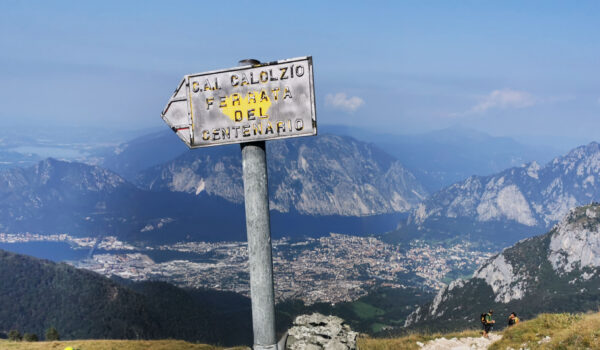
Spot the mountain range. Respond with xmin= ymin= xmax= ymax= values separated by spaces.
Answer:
xmin=385 ymin=142 xmax=600 ymax=246
xmin=0 ymin=133 xmax=428 ymax=243
xmin=319 ymin=125 xmax=558 ymax=192
xmin=102 ymin=125 xmax=558 ymax=193
xmin=402 ymin=203 xmax=600 ymax=333
xmin=2 ymin=132 xmax=599 ymax=248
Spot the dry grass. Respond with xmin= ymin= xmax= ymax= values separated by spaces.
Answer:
xmin=546 ymin=312 xmax=600 ymax=349
xmin=357 ymin=329 xmax=483 ymax=350
xmin=0 ymin=339 xmax=248 ymax=350
xmin=489 ymin=312 xmax=600 ymax=350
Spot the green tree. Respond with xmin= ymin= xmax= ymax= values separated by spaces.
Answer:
xmin=23 ymin=333 xmax=38 ymax=342
xmin=7 ymin=330 xmax=21 ymax=341
xmin=45 ymin=326 xmax=60 ymax=341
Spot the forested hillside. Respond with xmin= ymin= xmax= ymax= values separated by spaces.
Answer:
xmin=0 ymin=249 xmax=252 ymax=346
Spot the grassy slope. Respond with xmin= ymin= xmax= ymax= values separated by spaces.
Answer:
xmin=0 ymin=339 xmax=247 ymax=350
xmin=360 ymin=311 xmax=600 ymax=350
xmin=490 ymin=312 xmax=600 ymax=350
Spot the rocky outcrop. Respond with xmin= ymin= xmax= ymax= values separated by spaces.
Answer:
xmin=548 ymin=204 xmax=600 ymax=274
xmin=472 ymin=254 xmax=526 ymax=303
xmin=284 ymin=313 xmax=358 ymax=350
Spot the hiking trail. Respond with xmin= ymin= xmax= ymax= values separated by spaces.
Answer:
xmin=417 ymin=333 xmax=502 ymax=350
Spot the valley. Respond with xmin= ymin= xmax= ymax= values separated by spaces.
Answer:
xmin=0 ymin=232 xmax=492 ymax=305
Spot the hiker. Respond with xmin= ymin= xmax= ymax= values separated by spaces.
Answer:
xmin=481 ymin=309 xmax=495 ymax=338
xmin=508 ymin=312 xmax=519 ymax=327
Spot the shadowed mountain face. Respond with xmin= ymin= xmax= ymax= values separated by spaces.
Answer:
xmin=135 ymin=134 xmax=428 ymax=217
xmin=0 ymin=249 xmax=253 ymax=345
xmin=0 ymin=158 xmax=135 ymax=233
xmin=385 ymin=142 xmax=600 ymax=246
xmin=0 ymin=158 xmax=248 ymax=242
xmin=401 ymin=204 xmax=600 ymax=333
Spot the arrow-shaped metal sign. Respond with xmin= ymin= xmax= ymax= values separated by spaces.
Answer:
xmin=162 ymin=56 xmax=316 ymax=148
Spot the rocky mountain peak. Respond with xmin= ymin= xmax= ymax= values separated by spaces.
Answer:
xmin=552 ymin=141 xmax=600 ymax=173
xmin=548 ymin=203 xmax=600 ymax=275
xmin=137 ymin=134 xmax=428 ymax=216
xmin=401 ymin=141 xmax=600 ymax=245
xmin=526 ymin=161 xmax=540 ymax=179
xmin=29 ymin=158 xmax=128 ymax=192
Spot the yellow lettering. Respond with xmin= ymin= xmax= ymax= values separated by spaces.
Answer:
xmin=232 ymin=93 xmax=241 ymax=106
xmin=260 ymin=90 xmax=269 ymax=103
xmin=259 ymin=107 xmax=268 ymax=118
xmin=271 ymin=88 xmax=280 ymax=101
xmin=220 ymin=92 xmax=271 ymax=122
xmin=241 ymin=73 xmax=249 ymax=86
xmin=204 ymin=79 xmax=212 ymax=91
xmin=234 ymin=110 xmax=243 ymax=122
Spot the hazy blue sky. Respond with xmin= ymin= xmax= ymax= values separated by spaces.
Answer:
xmin=1 ymin=1 xmax=598 ymax=148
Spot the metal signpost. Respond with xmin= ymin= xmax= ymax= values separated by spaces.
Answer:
xmin=161 ymin=57 xmax=316 ymax=350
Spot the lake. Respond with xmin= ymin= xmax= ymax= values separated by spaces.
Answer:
xmin=0 ymin=241 xmax=90 ymax=262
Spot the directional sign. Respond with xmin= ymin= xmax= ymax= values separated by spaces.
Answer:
xmin=161 ymin=57 xmax=316 ymax=148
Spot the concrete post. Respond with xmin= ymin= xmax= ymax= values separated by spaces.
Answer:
xmin=239 ymin=59 xmax=278 ymax=350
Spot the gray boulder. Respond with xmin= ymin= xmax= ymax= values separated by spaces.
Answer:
xmin=284 ymin=313 xmax=358 ymax=350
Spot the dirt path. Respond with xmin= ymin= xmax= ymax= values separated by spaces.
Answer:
xmin=417 ymin=333 xmax=502 ymax=350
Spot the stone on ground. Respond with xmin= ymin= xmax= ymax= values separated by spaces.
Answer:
xmin=285 ymin=313 xmax=358 ymax=350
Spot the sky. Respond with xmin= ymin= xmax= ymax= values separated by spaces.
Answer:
xmin=1 ymin=0 xmax=599 ymax=149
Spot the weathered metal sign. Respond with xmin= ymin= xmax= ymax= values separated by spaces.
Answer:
xmin=161 ymin=56 xmax=316 ymax=148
